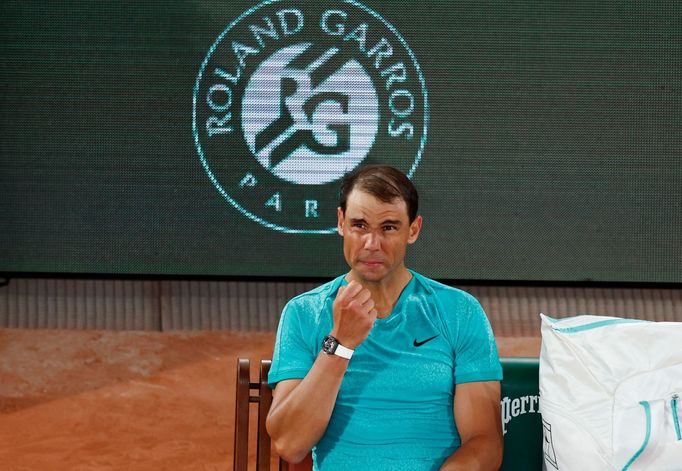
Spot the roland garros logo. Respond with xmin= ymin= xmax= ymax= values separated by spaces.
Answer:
xmin=193 ymin=0 xmax=428 ymax=233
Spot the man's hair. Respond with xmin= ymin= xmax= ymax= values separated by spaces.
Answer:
xmin=339 ymin=165 xmax=419 ymax=222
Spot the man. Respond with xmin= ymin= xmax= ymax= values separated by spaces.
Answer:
xmin=266 ymin=165 xmax=503 ymax=470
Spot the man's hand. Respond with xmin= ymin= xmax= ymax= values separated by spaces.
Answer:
xmin=330 ymin=280 xmax=378 ymax=349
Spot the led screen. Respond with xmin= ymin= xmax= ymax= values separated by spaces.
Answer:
xmin=1 ymin=0 xmax=680 ymax=282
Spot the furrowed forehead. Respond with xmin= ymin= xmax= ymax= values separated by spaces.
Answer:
xmin=344 ymin=190 xmax=409 ymax=222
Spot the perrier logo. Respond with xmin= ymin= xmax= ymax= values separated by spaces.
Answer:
xmin=193 ymin=0 xmax=428 ymax=233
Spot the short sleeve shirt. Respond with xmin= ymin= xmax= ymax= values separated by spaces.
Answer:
xmin=269 ymin=270 xmax=502 ymax=471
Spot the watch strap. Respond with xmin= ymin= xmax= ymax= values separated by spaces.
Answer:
xmin=322 ymin=335 xmax=354 ymax=360
xmin=333 ymin=342 xmax=354 ymax=360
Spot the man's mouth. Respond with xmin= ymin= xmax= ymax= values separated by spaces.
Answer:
xmin=359 ymin=260 xmax=383 ymax=266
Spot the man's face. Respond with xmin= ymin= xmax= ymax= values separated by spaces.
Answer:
xmin=337 ymin=189 xmax=422 ymax=284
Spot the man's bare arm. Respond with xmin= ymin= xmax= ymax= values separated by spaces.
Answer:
xmin=265 ymin=353 xmax=348 ymax=463
xmin=265 ymin=281 xmax=377 ymax=463
xmin=440 ymin=380 xmax=503 ymax=471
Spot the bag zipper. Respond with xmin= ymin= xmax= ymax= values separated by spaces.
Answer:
xmin=673 ymin=394 xmax=681 ymax=441
xmin=550 ymin=317 xmax=648 ymax=333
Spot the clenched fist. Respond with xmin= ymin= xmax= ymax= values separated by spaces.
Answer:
xmin=330 ymin=280 xmax=378 ymax=349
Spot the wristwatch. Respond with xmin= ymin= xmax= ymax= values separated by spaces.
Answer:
xmin=321 ymin=335 xmax=354 ymax=360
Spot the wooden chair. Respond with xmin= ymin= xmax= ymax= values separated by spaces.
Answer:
xmin=233 ymin=358 xmax=313 ymax=471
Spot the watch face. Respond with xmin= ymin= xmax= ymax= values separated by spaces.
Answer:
xmin=322 ymin=335 xmax=338 ymax=354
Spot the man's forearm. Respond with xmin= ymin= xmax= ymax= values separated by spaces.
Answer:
xmin=439 ymin=434 xmax=503 ymax=471
xmin=266 ymin=352 xmax=349 ymax=463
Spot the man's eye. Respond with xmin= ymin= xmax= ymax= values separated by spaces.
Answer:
xmin=383 ymin=225 xmax=397 ymax=231
xmin=353 ymin=223 xmax=365 ymax=229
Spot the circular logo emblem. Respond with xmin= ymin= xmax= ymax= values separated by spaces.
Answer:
xmin=193 ymin=0 xmax=428 ymax=233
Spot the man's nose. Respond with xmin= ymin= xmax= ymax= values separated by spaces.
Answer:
xmin=363 ymin=231 xmax=381 ymax=250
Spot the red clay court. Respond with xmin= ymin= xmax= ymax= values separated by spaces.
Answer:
xmin=0 ymin=329 xmax=539 ymax=470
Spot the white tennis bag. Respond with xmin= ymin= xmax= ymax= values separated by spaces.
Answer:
xmin=539 ymin=314 xmax=682 ymax=471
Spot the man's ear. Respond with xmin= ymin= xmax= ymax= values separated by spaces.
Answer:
xmin=337 ymin=207 xmax=345 ymax=236
xmin=407 ymin=215 xmax=422 ymax=244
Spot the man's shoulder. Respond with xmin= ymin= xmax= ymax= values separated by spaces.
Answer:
xmin=411 ymin=270 xmax=479 ymax=306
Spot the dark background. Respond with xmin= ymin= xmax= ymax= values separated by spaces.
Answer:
xmin=1 ymin=0 xmax=680 ymax=282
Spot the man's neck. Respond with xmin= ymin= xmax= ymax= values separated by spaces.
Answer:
xmin=346 ymin=267 xmax=413 ymax=318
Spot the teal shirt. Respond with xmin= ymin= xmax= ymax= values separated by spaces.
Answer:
xmin=269 ymin=270 xmax=502 ymax=471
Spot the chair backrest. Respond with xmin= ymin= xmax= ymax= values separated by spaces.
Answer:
xmin=233 ymin=358 xmax=313 ymax=471
xmin=234 ymin=358 xmax=272 ymax=471
xmin=235 ymin=357 xmax=541 ymax=471
xmin=500 ymin=357 xmax=542 ymax=470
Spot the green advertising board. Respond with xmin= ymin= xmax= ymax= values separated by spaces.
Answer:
xmin=500 ymin=357 xmax=543 ymax=470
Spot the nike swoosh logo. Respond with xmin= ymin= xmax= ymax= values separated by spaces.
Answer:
xmin=413 ymin=334 xmax=440 ymax=347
